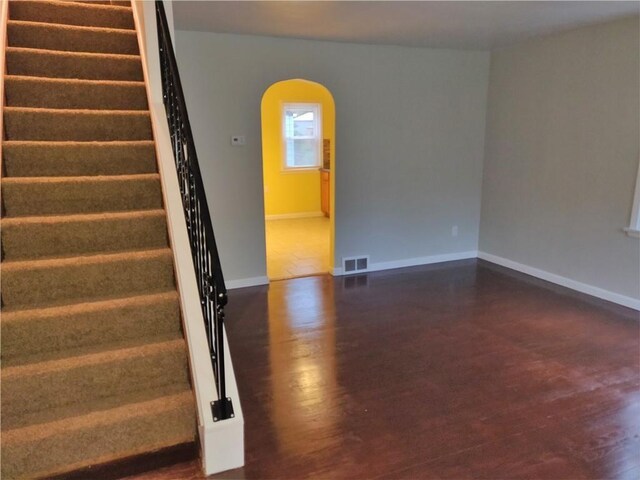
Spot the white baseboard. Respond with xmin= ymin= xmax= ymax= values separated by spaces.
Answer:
xmin=332 ymin=250 xmax=478 ymax=276
xmin=265 ymin=212 xmax=324 ymax=220
xmin=226 ymin=276 xmax=269 ymax=290
xmin=478 ymin=252 xmax=640 ymax=311
xmin=329 ymin=249 xmax=639 ymax=311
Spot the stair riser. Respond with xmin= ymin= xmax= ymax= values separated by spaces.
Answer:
xmin=2 ymin=346 xmax=189 ymax=429
xmin=2 ymin=176 xmax=162 ymax=217
xmin=4 ymin=109 xmax=152 ymax=141
xmin=6 ymin=48 xmax=144 ymax=81
xmin=3 ymin=142 xmax=157 ymax=177
xmin=1 ymin=294 xmax=181 ymax=367
xmin=2 ymin=213 xmax=169 ymax=260
xmin=0 ymin=395 xmax=195 ymax=479
xmin=9 ymin=1 xmax=135 ymax=30
xmin=5 ymin=77 xmax=148 ymax=110
xmin=1 ymin=252 xmax=175 ymax=309
xmin=8 ymin=21 xmax=139 ymax=55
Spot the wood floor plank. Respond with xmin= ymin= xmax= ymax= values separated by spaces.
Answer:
xmin=121 ymin=259 xmax=639 ymax=480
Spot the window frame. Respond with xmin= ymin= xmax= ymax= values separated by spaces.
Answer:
xmin=625 ymin=156 xmax=640 ymax=238
xmin=281 ymin=102 xmax=322 ymax=171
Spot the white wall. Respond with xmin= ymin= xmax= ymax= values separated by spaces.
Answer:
xmin=174 ymin=31 xmax=490 ymax=282
xmin=480 ymin=16 xmax=640 ymax=301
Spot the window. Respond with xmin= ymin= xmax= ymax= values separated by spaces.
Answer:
xmin=626 ymin=156 xmax=640 ymax=237
xmin=283 ymin=103 xmax=321 ymax=169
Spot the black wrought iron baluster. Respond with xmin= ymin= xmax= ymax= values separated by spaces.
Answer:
xmin=155 ymin=0 xmax=233 ymax=421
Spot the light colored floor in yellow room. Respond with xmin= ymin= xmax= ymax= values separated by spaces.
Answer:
xmin=265 ymin=216 xmax=330 ymax=280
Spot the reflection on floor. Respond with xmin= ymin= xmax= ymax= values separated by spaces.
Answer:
xmin=265 ymin=216 xmax=330 ymax=280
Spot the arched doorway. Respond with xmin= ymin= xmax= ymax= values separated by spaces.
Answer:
xmin=261 ymin=79 xmax=335 ymax=280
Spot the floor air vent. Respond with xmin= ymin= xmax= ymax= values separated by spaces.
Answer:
xmin=342 ymin=256 xmax=369 ymax=274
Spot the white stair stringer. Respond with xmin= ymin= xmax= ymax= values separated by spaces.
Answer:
xmin=131 ymin=2 xmax=245 ymax=475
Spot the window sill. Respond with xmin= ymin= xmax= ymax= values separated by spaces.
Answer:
xmin=281 ymin=167 xmax=321 ymax=174
xmin=623 ymin=227 xmax=640 ymax=238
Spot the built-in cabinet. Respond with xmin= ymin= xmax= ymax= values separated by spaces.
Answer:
xmin=320 ymin=169 xmax=330 ymax=218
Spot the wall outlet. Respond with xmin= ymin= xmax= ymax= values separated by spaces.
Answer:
xmin=451 ymin=225 xmax=459 ymax=237
xmin=231 ymin=135 xmax=246 ymax=146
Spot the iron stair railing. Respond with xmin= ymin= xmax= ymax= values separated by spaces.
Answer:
xmin=155 ymin=0 xmax=233 ymax=421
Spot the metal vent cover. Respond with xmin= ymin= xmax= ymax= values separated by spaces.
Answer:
xmin=342 ymin=256 xmax=369 ymax=274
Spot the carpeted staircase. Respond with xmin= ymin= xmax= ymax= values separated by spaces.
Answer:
xmin=1 ymin=1 xmax=196 ymax=478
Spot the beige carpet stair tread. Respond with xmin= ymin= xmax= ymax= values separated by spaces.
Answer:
xmin=1 ymin=289 xmax=178 ymax=323
xmin=1 ymin=390 xmax=194 ymax=446
xmin=8 ymin=20 xmax=139 ymax=54
xmin=5 ymin=75 xmax=148 ymax=110
xmin=10 ymin=0 xmax=135 ymax=30
xmin=2 ymin=173 xmax=162 ymax=216
xmin=4 ymin=106 xmax=152 ymax=141
xmin=3 ymin=338 xmax=186 ymax=379
xmin=2 ymin=339 xmax=190 ymax=429
xmin=63 ymin=1 xmax=132 ymax=5
xmin=2 ymin=291 xmax=181 ymax=366
xmin=2 ymin=378 xmax=188 ymax=434
xmin=63 ymin=0 xmax=130 ymax=4
xmin=3 ymin=140 xmax=156 ymax=177
xmin=61 ymin=0 xmax=114 ymax=3
xmin=6 ymin=46 xmax=143 ymax=80
xmin=2 ymin=209 xmax=168 ymax=260
xmin=0 ymin=391 xmax=196 ymax=480
xmin=1 ymin=247 xmax=176 ymax=310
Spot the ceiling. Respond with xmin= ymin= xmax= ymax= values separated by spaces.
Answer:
xmin=173 ymin=1 xmax=639 ymax=50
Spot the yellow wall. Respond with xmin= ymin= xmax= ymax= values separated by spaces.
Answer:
xmin=261 ymin=79 xmax=335 ymax=216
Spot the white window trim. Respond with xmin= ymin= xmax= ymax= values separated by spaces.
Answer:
xmin=281 ymin=103 xmax=322 ymax=171
xmin=624 ymin=155 xmax=640 ymax=238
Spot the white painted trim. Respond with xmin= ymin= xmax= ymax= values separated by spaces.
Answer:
xmin=201 ymin=325 xmax=244 ymax=474
xmin=132 ymin=3 xmax=243 ymax=475
xmin=265 ymin=211 xmax=324 ymax=220
xmin=332 ymin=250 xmax=478 ymax=276
xmin=624 ymin=227 xmax=640 ymax=239
xmin=478 ymin=252 xmax=640 ymax=311
xmin=226 ymin=276 xmax=270 ymax=290
xmin=282 ymin=102 xmax=322 ymax=170
xmin=331 ymin=250 xmax=639 ymax=310
xmin=628 ymin=155 xmax=640 ymax=232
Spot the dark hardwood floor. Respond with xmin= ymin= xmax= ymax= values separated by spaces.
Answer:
xmin=122 ymin=259 xmax=640 ymax=480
